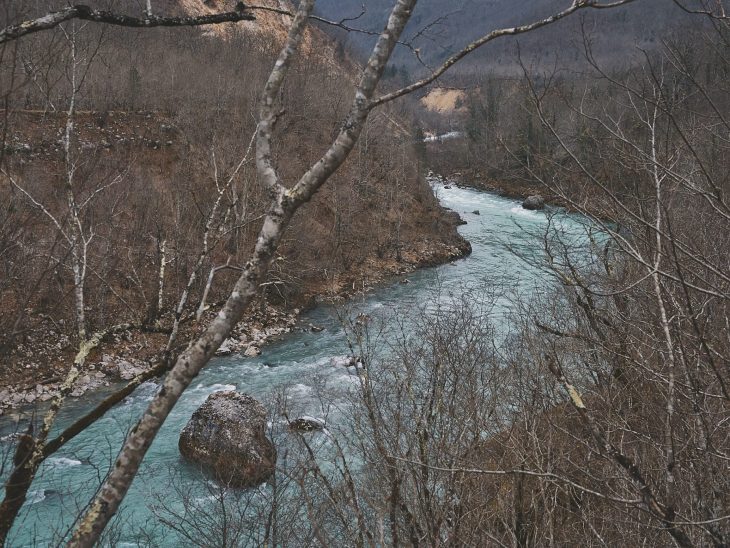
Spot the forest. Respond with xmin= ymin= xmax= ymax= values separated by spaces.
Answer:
xmin=0 ymin=0 xmax=728 ymax=546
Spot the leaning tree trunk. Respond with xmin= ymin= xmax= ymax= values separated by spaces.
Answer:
xmin=67 ymin=1 xmax=420 ymax=544
xmin=58 ymin=0 xmax=640 ymax=542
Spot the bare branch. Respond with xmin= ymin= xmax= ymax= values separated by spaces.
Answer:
xmin=385 ymin=455 xmax=643 ymax=505
xmin=3 ymin=170 xmax=69 ymax=243
xmin=547 ymin=357 xmax=694 ymax=547
xmin=370 ymin=0 xmax=639 ymax=109
xmin=0 ymin=5 xmax=255 ymax=44
xmin=196 ymin=261 xmax=243 ymax=321
xmin=671 ymin=0 xmax=728 ymax=19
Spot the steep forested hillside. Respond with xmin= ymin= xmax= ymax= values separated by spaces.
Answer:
xmin=0 ymin=0 xmax=468 ymax=389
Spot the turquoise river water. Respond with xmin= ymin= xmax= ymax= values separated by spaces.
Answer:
xmin=0 ymin=182 xmax=594 ymax=546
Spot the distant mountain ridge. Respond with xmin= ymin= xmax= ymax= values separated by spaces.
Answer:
xmin=313 ymin=0 xmax=699 ymax=76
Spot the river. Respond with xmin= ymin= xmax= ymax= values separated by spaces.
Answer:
xmin=0 ymin=182 xmax=592 ymax=546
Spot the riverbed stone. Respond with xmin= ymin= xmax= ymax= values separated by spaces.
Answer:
xmin=117 ymin=359 xmax=146 ymax=380
xmin=289 ymin=416 xmax=326 ymax=432
xmin=522 ymin=195 xmax=545 ymax=210
xmin=179 ymin=391 xmax=276 ymax=488
xmin=244 ymin=345 xmax=261 ymax=357
xmin=216 ymin=339 xmax=234 ymax=356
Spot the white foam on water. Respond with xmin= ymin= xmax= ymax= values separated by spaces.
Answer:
xmin=288 ymin=383 xmax=312 ymax=396
xmin=23 ymin=490 xmax=45 ymax=506
xmin=123 ymin=381 xmax=161 ymax=405
xmin=510 ymin=206 xmax=538 ymax=217
xmin=48 ymin=457 xmax=82 ymax=468
xmin=191 ymin=383 xmax=236 ymax=393
xmin=209 ymin=384 xmax=236 ymax=393
xmin=193 ymin=495 xmax=218 ymax=505
xmin=330 ymin=355 xmax=355 ymax=367
xmin=337 ymin=373 xmax=362 ymax=387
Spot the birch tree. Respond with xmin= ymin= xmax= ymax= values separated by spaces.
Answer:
xmin=492 ymin=18 xmax=730 ymax=545
xmin=60 ymin=1 xmax=638 ymax=545
xmin=0 ymin=23 xmax=132 ymax=540
xmin=0 ymin=103 xmax=261 ymax=548
xmin=0 ymin=0 xmax=640 ymax=544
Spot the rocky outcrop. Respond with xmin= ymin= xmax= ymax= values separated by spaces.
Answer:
xmin=442 ymin=208 xmax=467 ymax=226
xmin=330 ymin=355 xmax=362 ymax=368
xmin=1 ymin=307 xmax=302 ymax=413
xmin=289 ymin=416 xmax=326 ymax=432
xmin=179 ymin=391 xmax=276 ymax=488
xmin=114 ymin=358 xmax=149 ymax=381
xmin=215 ymin=339 xmax=234 ymax=356
xmin=522 ymin=195 xmax=545 ymax=210
xmin=243 ymin=345 xmax=261 ymax=357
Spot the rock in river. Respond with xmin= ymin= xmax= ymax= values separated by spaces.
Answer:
xmin=244 ymin=345 xmax=261 ymax=357
xmin=179 ymin=391 xmax=276 ymax=488
xmin=289 ymin=416 xmax=326 ymax=432
xmin=522 ymin=195 xmax=545 ymax=210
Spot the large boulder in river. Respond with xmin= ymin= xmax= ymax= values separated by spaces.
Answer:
xmin=179 ymin=391 xmax=276 ymax=488
xmin=522 ymin=195 xmax=545 ymax=210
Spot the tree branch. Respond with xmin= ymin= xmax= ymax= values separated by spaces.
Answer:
xmin=0 ymin=5 xmax=255 ymax=44
xmin=65 ymin=2 xmax=316 ymax=545
xmin=547 ymin=356 xmax=694 ymax=547
xmin=370 ymin=0 xmax=639 ymax=109
xmin=66 ymin=1 xmax=421 ymax=544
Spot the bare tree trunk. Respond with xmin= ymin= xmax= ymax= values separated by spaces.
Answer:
xmin=647 ymin=94 xmax=681 ymax=538
xmin=156 ymin=238 xmax=166 ymax=318
xmin=62 ymin=26 xmax=88 ymax=342
xmin=0 ymin=26 xmax=112 ymax=542
xmin=67 ymin=1 xmax=421 ymax=544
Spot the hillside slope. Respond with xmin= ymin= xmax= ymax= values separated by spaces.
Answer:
xmin=315 ymin=0 xmax=697 ymax=75
xmin=0 ymin=0 xmax=469 ymax=396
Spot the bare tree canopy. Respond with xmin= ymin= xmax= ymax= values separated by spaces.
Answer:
xmin=2 ymin=0 xmax=728 ymax=546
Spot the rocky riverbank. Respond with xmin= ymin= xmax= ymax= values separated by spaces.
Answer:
xmin=0 ymin=208 xmax=470 ymax=415
xmin=430 ymin=169 xmax=567 ymax=208
xmin=431 ymin=170 xmax=617 ymax=221
xmin=0 ymin=304 xmax=300 ymax=414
